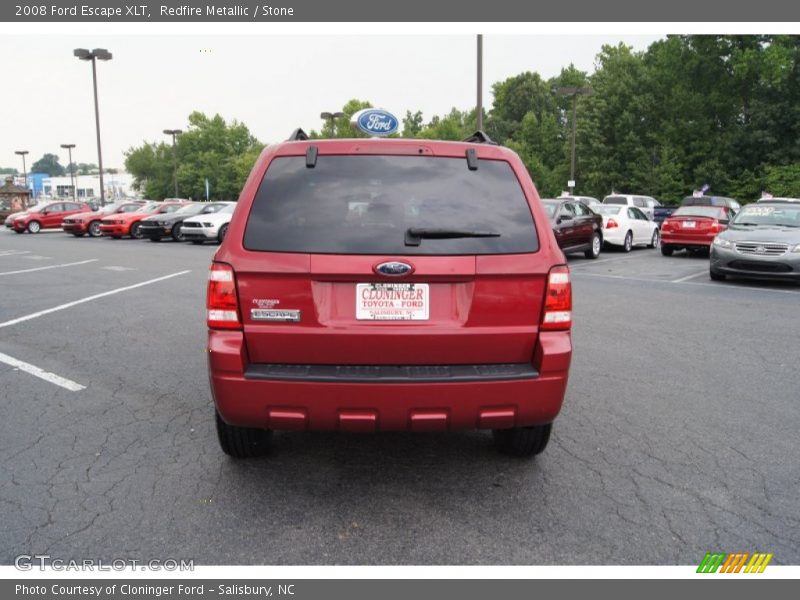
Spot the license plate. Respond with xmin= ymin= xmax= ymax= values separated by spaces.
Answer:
xmin=356 ymin=283 xmax=429 ymax=320
xmin=683 ymin=221 xmax=696 ymax=228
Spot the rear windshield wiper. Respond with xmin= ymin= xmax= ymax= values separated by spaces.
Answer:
xmin=405 ymin=227 xmax=501 ymax=246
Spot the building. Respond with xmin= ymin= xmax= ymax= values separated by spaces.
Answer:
xmin=18 ymin=172 xmax=138 ymax=201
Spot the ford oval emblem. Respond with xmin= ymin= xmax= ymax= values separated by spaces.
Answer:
xmin=351 ymin=109 xmax=399 ymax=137
xmin=375 ymin=261 xmax=413 ymax=276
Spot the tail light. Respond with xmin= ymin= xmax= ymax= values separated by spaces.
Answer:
xmin=606 ymin=218 xmax=618 ymax=229
xmin=207 ymin=262 xmax=241 ymax=330
xmin=661 ymin=220 xmax=672 ymax=232
xmin=541 ymin=265 xmax=572 ymax=331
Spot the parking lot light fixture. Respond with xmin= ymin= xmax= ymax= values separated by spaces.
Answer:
xmin=320 ymin=111 xmax=345 ymax=137
xmin=60 ymin=144 xmax=77 ymax=199
xmin=74 ymin=47 xmax=112 ymax=206
xmin=555 ymin=86 xmax=594 ymax=194
xmin=14 ymin=150 xmax=29 ymax=188
xmin=163 ymin=129 xmax=183 ymax=198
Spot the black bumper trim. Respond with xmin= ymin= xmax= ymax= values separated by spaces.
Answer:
xmin=244 ymin=363 xmax=539 ymax=383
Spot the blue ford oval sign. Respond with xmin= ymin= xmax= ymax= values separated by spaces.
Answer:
xmin=351 ymin=109 xmax=399 ymax=137
xmin=375 ymin=261 xmax=413 ymax=276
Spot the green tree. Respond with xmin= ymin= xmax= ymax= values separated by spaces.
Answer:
xmin=31 ymin=153 xmax=65 ymax=176
xmin=125 ymin=111 xmax=263 ymax=201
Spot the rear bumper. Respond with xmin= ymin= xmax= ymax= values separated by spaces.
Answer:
xmin=208 ymin=330 xmax=571 ymax=432
xmin=660 ymin=233 xmax=714 ymax=248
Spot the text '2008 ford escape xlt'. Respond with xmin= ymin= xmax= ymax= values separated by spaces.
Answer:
xmin=207 ymin=129 xmax=573 ymax=458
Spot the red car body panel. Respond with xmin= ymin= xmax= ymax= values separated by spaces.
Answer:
xmin=661 ymin=208 xmax=731 ymax=248
xmin=13 ymin=202 xmax=91 ymax=232
xmin=99 ymin=202 xmax=185 ymax=237
xmin=208 ymin=138 xmax=571 ymax=432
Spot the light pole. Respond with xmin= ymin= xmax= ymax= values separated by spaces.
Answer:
xmin=320 ymin=111 xmax=344 ymax=137
xmin=14 ymin=150 xmax=29 ymax=188
xmin=60 ymin=144 xmax=76 ymax=199
xmin=555 ymin=86 xmax=593 ymax=194
xmin=74 ymin=48 xmax=112 ymax=206
xmin=477 ymin=34 xmax=483 ymax=131
xmin=163 ymin=129 xmax=182 ymax=198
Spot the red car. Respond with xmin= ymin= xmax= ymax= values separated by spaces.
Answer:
xmin=62 ymin=200 xmax=145 ymax=237
xmin=12 ymin=201 xmax=92 ymax=234
xmin=99 ymin=201 xmax=187 ymax=239
xmin=208 ymin=131 xmax=572 ymax=458
xmin=660 ymin=205 xmax=734 ymax=256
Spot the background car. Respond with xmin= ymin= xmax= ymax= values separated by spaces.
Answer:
xmin=660 ymin=205 xmax=734 ymax=256
xmin=594 ymin=205 xmax=660 ymax=251
xmin=4 ymin=202 xmax=47 ymax=229
xmin=602 ymin=194 xmax=661 ymax=220
xmin=12 ymin=201 xmax=92 ymax=234
xmin=99 ymin=201 xmax=187 ymax=239
xmin=541 ymin=198 xmax=603 ymax=259
xmin=710 ymin=202 xmax=800 ymax=281
xmin=62 ymin=200 xmax=145 ymax=237
xmin=139 ymin=202 xmax=231 ymax=242
xmin=181 ymin=202 xmax=236 ymax=244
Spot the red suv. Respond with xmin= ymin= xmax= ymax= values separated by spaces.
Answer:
xmin=12 ymin=201 xmax=92 ymax=233
xmin=208 ymin=132 xmax=573 ymax=458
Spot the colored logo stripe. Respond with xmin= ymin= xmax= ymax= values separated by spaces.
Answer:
xmin=697 ymin=552 xmax=773 ymax=573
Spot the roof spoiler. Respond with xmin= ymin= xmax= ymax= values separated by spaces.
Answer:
xmin=287 ymin=128 xmax=309 ymax=141
xmin=462 ymin=130 xmax=498 ymax=145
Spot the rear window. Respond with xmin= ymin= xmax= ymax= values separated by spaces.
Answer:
xmin=596 ymin=205 xmax=622 ymax=216
xmin=672 ymin=206 xmax=726 ymax=218
xmin=603 ymin=196 xmax=628 ymax=205
xmin=243 ymin=155 xmax=539 ymax=255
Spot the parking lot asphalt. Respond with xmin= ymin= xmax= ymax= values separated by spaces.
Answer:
xmin=1 ymin=231 xmax=798 ymax=565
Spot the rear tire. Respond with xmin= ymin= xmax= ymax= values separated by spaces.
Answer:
xmin=215 ymin=411 xmax=272 ymax=458
xmin=660 ymin=244 xmax=674 ymax=256
xmin=622 ymin=231 xmax=633 ymax=252
xmin=648 ymin=229 xmax=660 ymax=249
xmin=217 ymin=224 xmax=229 ymax=243
xmin=88 ymin=220 xmax=102 ymax=237
xmin=171 ymin=223 xmax=184 ymax=242
xmin=27 ymin=220 xmax=41 ymax=234
xmin=709 ymin=268 xmax=726 ymax=281
xmin=493 ymin=423 xmax=552 ymax=457
xmin=584 ymin=233 xmax=602 ymax=259
xmin=130 ymin=222 xmax=143 ymax=239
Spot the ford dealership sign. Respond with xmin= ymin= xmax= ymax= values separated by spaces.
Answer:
xmin=351 ymin=109 xmax=399 ymax=137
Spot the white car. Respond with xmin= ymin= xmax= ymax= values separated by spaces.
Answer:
xmin=594 ymin=205 xmax=660 ymax=252
xmin=602 ymin=194 xmax=661 ymax=220
xmin=557 ymin=193 xmax=601 ymax=209
xmin=181 ymin=202 xmax=235 ymax=244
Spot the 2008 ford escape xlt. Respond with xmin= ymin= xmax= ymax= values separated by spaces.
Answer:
xmin=207 ymin=130 xmax=572 ymax=458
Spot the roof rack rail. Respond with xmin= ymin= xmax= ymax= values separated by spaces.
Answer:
xmin=288 ymin=128 xmax=309 ymax=141
xmin=462 ymin=130 xmax=498 ymax=145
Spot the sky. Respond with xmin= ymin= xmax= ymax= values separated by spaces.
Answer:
xmin=0 ymin=34 xmax=663 ymax=171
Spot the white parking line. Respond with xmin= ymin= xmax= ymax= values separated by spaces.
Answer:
xmin=21 ymin=255 xmax=52 ymax=261
xmin=569 ymin=252 xmax=652 ymax=269
xmin=0 ymin=250 xmax=31 ymax=257
xmin=0 ymin=351 xmax=85 ymax=392
xmin=671 ymin=270 xmax=709 ymax=283
xmin=0 ymin=270 xmax=191 ymax=330
xmin=573 ymin=271 xmax=800 ymax=295
xmin=0 ymin=259 xmax=98 ymax=277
